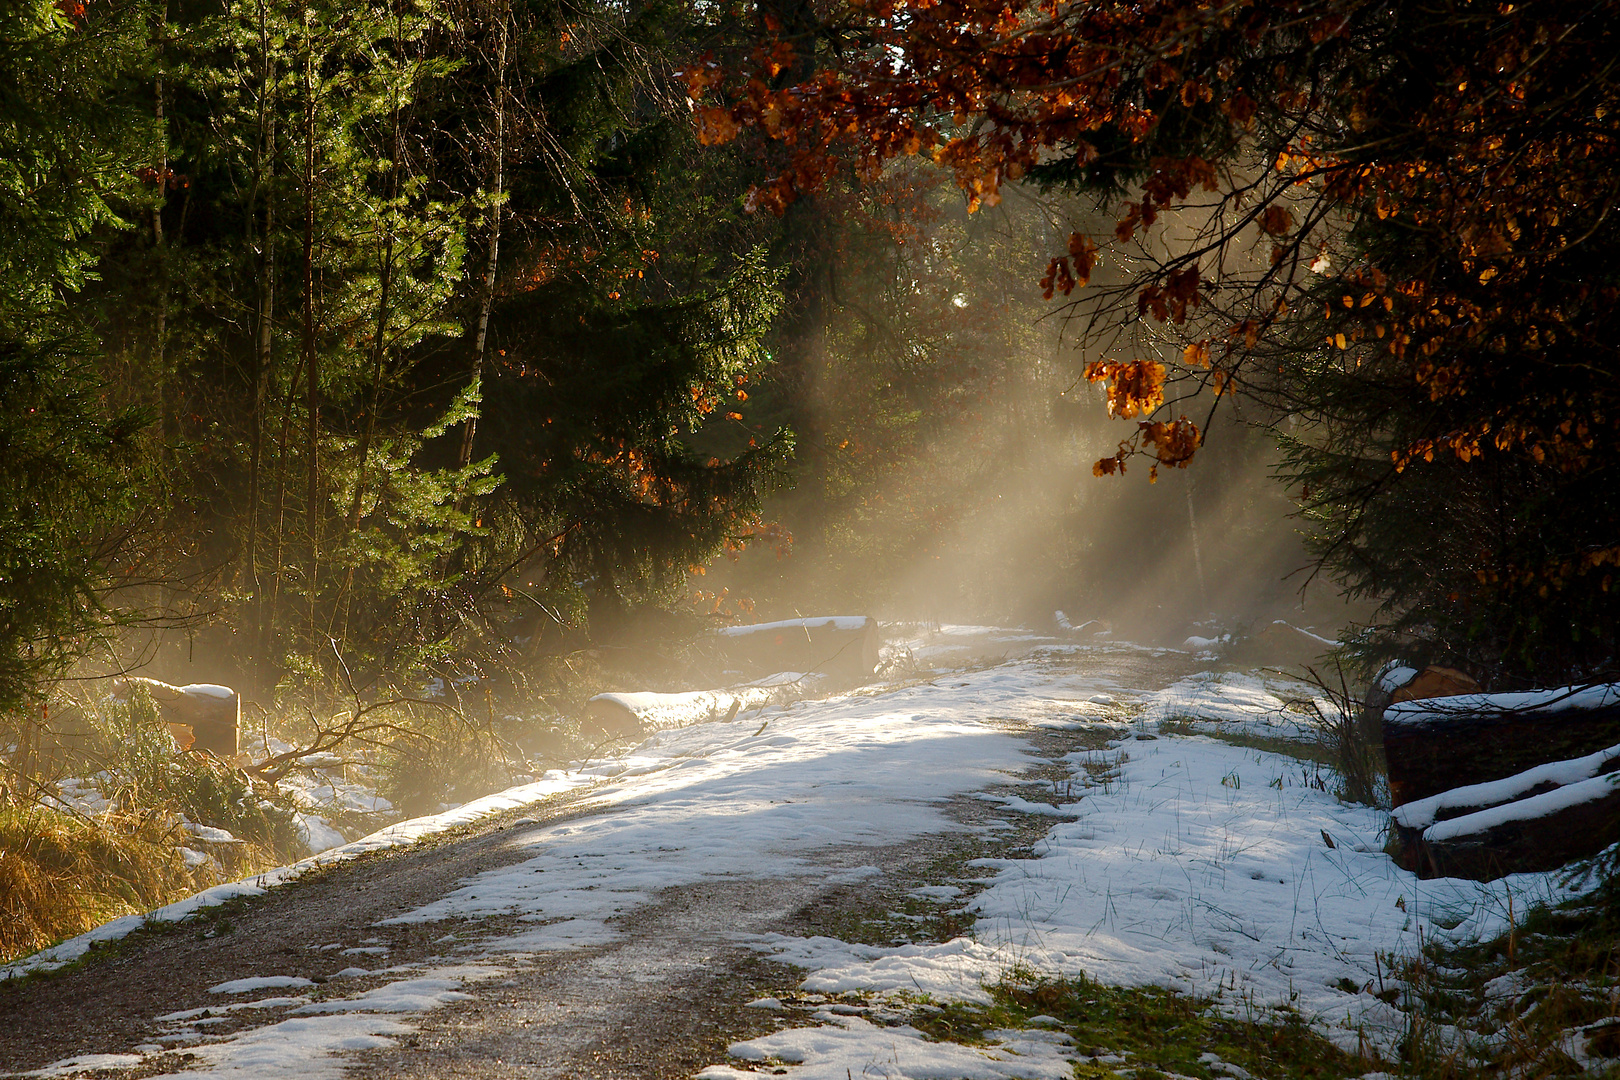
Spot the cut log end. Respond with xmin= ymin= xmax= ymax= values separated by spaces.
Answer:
xmin=112 ymin=677 xmax=241 ymax=757
xmin=580 ymin=698 xmax=645 ymax=742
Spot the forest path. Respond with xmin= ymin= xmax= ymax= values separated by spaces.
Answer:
xmin=0 ymin=637 xmax=1201 ymax=1080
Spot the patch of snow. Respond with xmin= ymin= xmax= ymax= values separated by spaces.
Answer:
xmin=179 ymin=684 xmax=236 ymax=700
xmin=739 ymin=732 xmax=1576 ymax=1056
xmin=1377 ymin=665 xmax=1420 ymax=693
xmin=21 ymin=1054 xmax=146 ymax=1077
xmin=282 ymin=778 xmax=393 ymax=817
xmin=209 ymin=976 xmax=315 ymax=994
xmin=291 ymin=974 xmax=481 ymax=1015
xmin=883 ymin=624 xmax=1077 ymax=669
xmin=475 ymin=918 xmax=619 ymax=954
xmin=52 ymin=775 xmax=113 ymax=817
xmin=294 ymin=812 xmax=349 ymax=855
xmin=908 ymin=885 xmax=961 ymax=901
xmin=142 ymin=1014 xmax=413 ymax=1079
xmin=700 ymin=1013 xmax=1079 ymax=1080
xmin=974 ymin=792 xmax=1082 ymax=818
xmin=183 ymin=822 xmax=243 ymax=845
xmin=1199 ymin=1051 xmax=1254 ymax=1079
xmin=156 ymin=997 xmax=310 ymax=1022
xmin=1137 ymin=670 xmax=1329 ymax=742
xmin=588 ymin=682 xmax=801 ymax=731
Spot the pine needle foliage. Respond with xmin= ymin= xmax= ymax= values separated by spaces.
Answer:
xmin=0 ymin=0 xmax=154 ymax=712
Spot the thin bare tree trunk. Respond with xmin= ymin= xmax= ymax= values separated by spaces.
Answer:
xmin=264 ymin=363 xmax=302 ymax=693
xmin=301 ymin=5 xmax=320 ymax=655
xmin=457 ymin=6 xmax=508 ymax=471
xmin=248 ymin=0 xmax=278 ymax=696
xmin=152 ymin=63 xmax=176 ymax=461
xmin=337 ymin=73 xmax=405 ymax=644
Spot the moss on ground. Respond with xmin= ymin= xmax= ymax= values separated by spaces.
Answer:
xmin=903 ymin=973 xmax=1370 ymax=1079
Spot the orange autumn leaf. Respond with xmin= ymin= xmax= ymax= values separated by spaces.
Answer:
xmin=1258 ymin=205 xmax=1293 ymax=235
xmin=1085 ymin=359 xmax=1166 ymax=419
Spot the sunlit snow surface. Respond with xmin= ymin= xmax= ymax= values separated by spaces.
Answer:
xmin=14 ymin=629 xmax=1590 ymax=1079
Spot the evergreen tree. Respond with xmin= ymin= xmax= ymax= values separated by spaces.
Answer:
xmin=410 ymin=0 xmax=795 ymax=652
xmin=65 ymin=0 xmax=798 ymax=698
xmin=0 ymin=0 xmax=153 ymax=711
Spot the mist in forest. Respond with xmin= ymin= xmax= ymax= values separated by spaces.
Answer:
xmin=87 ymin=165 xmax=1359 ymax=700
xmin=689 ymin=182 xmax=1358 ymax=653
xmin=722 ymin=379 xmax=1356 ymax=649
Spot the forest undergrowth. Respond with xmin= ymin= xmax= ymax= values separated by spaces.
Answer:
xmin=0 ymin=651 xmax=672 ymax=966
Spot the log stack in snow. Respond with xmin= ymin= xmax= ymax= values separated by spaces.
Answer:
xmin=578 ymin=616 xmax=879 ymax=743
xmin=1383 ymin=682 xmax=1620 ymax=806
xmin=1389 ymin=741 xmax=1620 ymax=880
xmin=712 ymin=616 xmax=881 ymax=684
xmin=1383 ymin=683 xmax=1620 ymax=879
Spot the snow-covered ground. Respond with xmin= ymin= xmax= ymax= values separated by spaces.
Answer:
xmin=9 ymin=628 xmax=1589 ymax=1079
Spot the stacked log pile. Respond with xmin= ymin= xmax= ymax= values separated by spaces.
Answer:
xmin=1383 ymin=679 xmax=1620 ymax=880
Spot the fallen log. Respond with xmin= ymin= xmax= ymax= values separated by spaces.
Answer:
xmin=112 ymin=678 xmax=240 ymax=757
xmin=712 ymin=616 xmax=881 ymax=683
xmin=1388 ymin=742 xmax=1620 ymax=880
xmin=1382 ymin=683 xmax=1620 ymax=806
xmin=581 ymin=673 xmax=825 ymax=742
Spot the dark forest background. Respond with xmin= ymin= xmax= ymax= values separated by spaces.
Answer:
xmin=1 ymin=0 xmax=1330 ymax=721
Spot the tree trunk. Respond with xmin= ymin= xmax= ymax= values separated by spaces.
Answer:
xmin=247 ymin=2 xmax=277 ymax=698
xmin=337 ymin=81 xmax=404 ymax=643
xmin=457 ymin=6 xmax=507 ymax=471
xmin=301 ymin=6 xmax=320 ymax=650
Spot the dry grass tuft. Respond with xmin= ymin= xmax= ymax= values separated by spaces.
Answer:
xmin=0 ymin=804 xmax=194 ymax=965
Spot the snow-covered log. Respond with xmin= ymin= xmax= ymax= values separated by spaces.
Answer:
xmin=1388 ymin=741 xmax=1620 ymax=880
xmin=581 ymin=673 xmax=823 ymax=741
xmin=1382 ymin=683 xmax=1620 ymax=806
xmin=712 ymin=616 xmax=881 ymax=683
xmin=112 ymin=677 xmax=240 ymax=756
xmin=1361 ymin=664 xmax=1478 ymax=750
